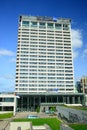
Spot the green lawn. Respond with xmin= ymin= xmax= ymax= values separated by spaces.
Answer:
xmin=0 ymin=113 xmax=13 ymax=119
xmin=60 ymin=105 xmax=87 ymax=111
xmin=13 ymin=118 xmax=61 ymax=130
xmin=67 ymin=106 xmax=87 ymax=111
xmin=69 ymin=124 xmax=87 ymax=130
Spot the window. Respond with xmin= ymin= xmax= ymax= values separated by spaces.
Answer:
xmin=39 ymin=22 xmax=46 ymax=28
xmin=63 ymin=24 xmax=69 ymax=30
xmin=55 ymin=24 xmax=62 ymax=29
xmin=0 ymin=98 xmax=2 ymax=102
xmin=47 ymin=23 xmax=54 ymax=28
xmin=4 ymin=98 xmax=14 ymax=102
xmin=31 ymin=22 xmax=37 ymax=27
xmin=22 ymin=21 xmax=29 ymax=27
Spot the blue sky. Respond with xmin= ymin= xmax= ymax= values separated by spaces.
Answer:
xmin=0 ymin=0 xmax=87 ymax=92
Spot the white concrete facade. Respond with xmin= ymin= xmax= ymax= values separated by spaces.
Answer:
xmin=15 ymin=15 xmax=75 ymax=94
xmin=0 ymin=93 xmax=16 ymax=116
xmin=10 ymin=122 xmax=32 ymax=130
xmin=85 ymin=94 xmax=87 ymax=106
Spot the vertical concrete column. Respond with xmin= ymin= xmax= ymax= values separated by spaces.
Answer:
xmin=14 ymin=96 xmax=16 ymax=116
xmin=78 ymin=96 xmax=81 ymax=104
xmin=30 ymin=96 xmax=31 ymax=110
xmin=39 ymin=96 xmax=41 ymax=103
xmin=57 ymin=96 xmax=58 ymax=103
xmin=72 ymin=96 xmax=75 ymax=104
xmin=51 ymin=96 xmax=52 ymax=102
xmin=45 ymin=96 xmax=47 ymax=103
xmin=63 ymin=96 xmax=66 ymax=104
xmin=34 ymin=96 xmax=35 ymax=110
xmin=83 ymin=84 xmax=85 ymax=93
xmin=2 ymin=106 xmax=3 ymax=111
xmin=21 ymin=96 xmax=23 ymax=111
xmin=27 ymin=96 xmax=29 ymax=111
xmin=67 ymin=96 xmax=70 ymax=104
xmin=2 ymin=97 xmax=4 ymax=111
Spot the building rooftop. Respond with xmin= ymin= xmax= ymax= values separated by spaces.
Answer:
xmin=20 ymin=15 xmax=71 ymax=23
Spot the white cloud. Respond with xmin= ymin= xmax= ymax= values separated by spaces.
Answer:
xmin=83 ymin=49 xmax=87 ymax=54
xmin=73 ymin=51 xmax=78 ymax=59
xmin=71 ymin=29 xmax=83 ymax=49
xmin=0 ymin=49 xmax=15 ymax=56
xmin=9 ymin=58 xmax=16 ymax=62
xmin=0 ymin=74 xmax=15 ymax=80
xmin=82 ymin=48 xmax=87 ymax=57
xmin=4 ymin=74 xmax=15 ymax=79
xmin=71 ymin=29 xmax=83 ymax=59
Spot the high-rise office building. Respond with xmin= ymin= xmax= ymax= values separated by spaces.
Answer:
xmin=15 ymin=15 xmax=75 ymax=95
xmin=80 ymin=76 xmax=87 ymax=93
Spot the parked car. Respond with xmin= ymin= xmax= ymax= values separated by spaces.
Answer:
xmin=27 ymin=115 xmax=39 ymax=119
xmin=45 ymin=110 xmax=54 ymax=114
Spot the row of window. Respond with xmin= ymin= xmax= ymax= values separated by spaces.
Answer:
xmin=19 ymin=38 xmax=70 ymax=42
xmin=16 ymin=65 xmax=73 ymax=70
xmin=0 ymin=98 xmax=14 ymax=102
xmin=16 ymin=83 xmax=73 ymax=87
xmin=17 ymin=56 xmax=72 ymax=60
xmin=20 ymin=36 xmax=70 ymax=39
xmin=17 ymin=80 xmax=73 ymax=83
xmin=17 ymin=80 xmax=57 ymax=83
xmin=16 ymin=77 xmax=73 ymax=81
xmin=17 ymin=51 xmax=71 ymax=55
xmin=19 ymin=35 xmax=70 ymax=39
xmin=17 ymin=53 xmax=71 ymax=56
xmin=16 ymin=60 xmax=72 ymax=65
xmin=16 ymin=88 xmax=73 ymax=91
xmin=22 ymin=21 xmax=69 ymax=30
xmin=19 ymin=35 xmax=70 ymax=38
xmin=21 ymin=32 xmax=68 ymax=37
xmin=19 ymin=32 xmax=70 ymax=36
xmin=16 ymin=76 xmax=73 ymax=79
xmin=18 ymin=43 xmax=71 ymax=47
xmin=19 ymin=44 xmax=71 ymax=48
xmin=19 ymin=47 xmax=71 ymax=50
xmin=17 ymin=52 xmax=71 ymax=56
xmin=19 ymin=28 xmax=70 ymax=33
xmin=18 ymin=40 xmax=70 ymax=43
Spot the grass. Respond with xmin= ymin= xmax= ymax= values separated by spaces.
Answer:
xmin=67 ymin=106 xmax=87 ymax=111
xmin=13 ymin=118 xmax=61 ymax=130
xmin=60 ymin=105 xmax=87 ymax=111
xmin=69 ymin=124 xmax=87 ymax=130
xmin=0 ymin=112 xmax=13 ymax=119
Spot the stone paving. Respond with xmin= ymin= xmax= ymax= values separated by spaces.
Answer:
xmin=14 ymin=111 xmax=54 ymax=119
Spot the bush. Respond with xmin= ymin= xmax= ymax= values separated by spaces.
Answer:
xmin=36 ymin=106 xmax=40 ymax=113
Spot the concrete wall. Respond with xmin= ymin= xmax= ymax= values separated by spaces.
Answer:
xmin=10 ymin=122 xmax=32 ymax=130
xmin=10 ymin=122 xmax=51 ymax=130
xmin=85 ymin=94 xmax=87 ymax=106
xmin=57 ymin=106 xmax=87 ymax=123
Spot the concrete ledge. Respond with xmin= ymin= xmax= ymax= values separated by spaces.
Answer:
xmin=10 ymin=122 xmax=32 ymax=130
xmin=10 ymin=122 xmax=51 ymax=130
xmin=33 ymin=124 xmax=51 ymax=130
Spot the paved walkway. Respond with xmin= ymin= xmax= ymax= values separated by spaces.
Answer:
xmin=0 ymin=112 xmax=57 ymax=130
xmin=14 ymin=111 xmax=57 ymax=119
